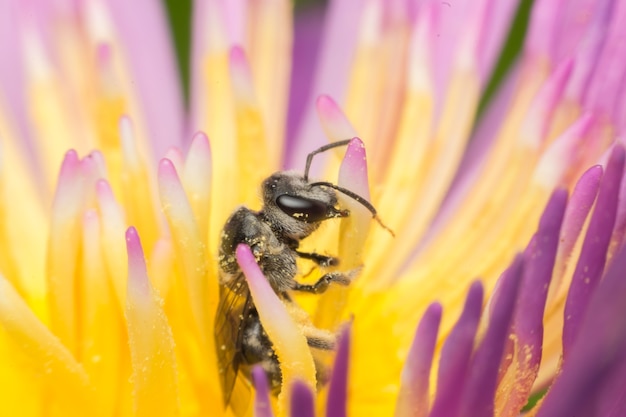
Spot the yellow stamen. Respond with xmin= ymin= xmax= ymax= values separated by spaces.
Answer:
xmin=47 ymin=151 xmax=83 ymax=354
xmin=230 ymin=47 xmax=272 ymax=207
xmin=79 ymin=210 xmax=122 ymax=415
xmin=158 ymin=159 xmax=212 ymax=341
xmin=126 ymin=229 xmax=179 ymax=417
xmin=248 ymin=0 xmax=292 ymax=166
xmin=181 ymin=133 xmax=213 ymax=246
xmin=157 ymin=159 xmax=220 ymax=414
xmin=0 ymin=101 xmax=47 ymax=320
xmin=91 ymin=44 xmax=128 ymax=198
xmin=23 ymin=26 xmax=78 ymax=189
xmin=120 ymin=118 xmax=160 ymax=251
xmin=199 ymin=11 xmax=238 ymax=250
xmin=0 ymin=274 xmax=97 ymax=416
xmin=95 ymin=180 xmax=129 ymax=311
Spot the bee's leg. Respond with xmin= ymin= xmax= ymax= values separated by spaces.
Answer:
xmin=304 ymin=328 xmax=335 ymax=386
xmin=295 ymin=251 xmax=339 ymax=267
xmin=299 ymin=324 xmax=336 ymax=350
xmin=292 ymin=271 xmax=353 ymax=294
xmin=283 ymin=302 xmax=336 ymax=386
xmin=306 ymin=334 xmax=335 ymax=350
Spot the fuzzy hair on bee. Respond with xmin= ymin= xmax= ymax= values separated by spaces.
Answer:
xmin=214 ymin=139 xmax=392 ymax=414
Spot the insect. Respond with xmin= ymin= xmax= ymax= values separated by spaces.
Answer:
xmin=215 ymin=139 xmax=392 ymax=413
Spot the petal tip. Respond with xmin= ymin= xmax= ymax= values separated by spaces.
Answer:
xmin=158 ymin=158 xmax=178 ymax=179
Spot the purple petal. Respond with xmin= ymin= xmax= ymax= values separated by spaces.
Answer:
xmin=428 ymin=282 xmax=483 ymax=417
xmin=526 ymin=0 xmax=610 ymax=64
xmin=520 ymin=58 xmax=573 ymax=148
xmin=616 ymin=82 xmax=626 ymax=134
xmin=220 ymin=0 xmax=247 ymax=45
xmin=581 ymin=1 xmax=626 ymax=121
xmin=252 ymin=366 xmax=274 ymax=417
xmin=594 ymin=353 xmax=626 ymax=417
xmin=0 ymin=1 xmax=44 ymax=183
xmin=425 ymin=0 xmax=517 ymax=94
xmin=555 ymin=0 xmax=614 ymax=62
xmin=427 ymin=0 xmax=471 ymax=100
xmin=189 ymin=0 xmax=210 ymax=134
xmin=553 ymin=165 xmax=602 ymax=286
xmin=475 ymin=0 xmax=521 ymax=85
xmin=107 ymin=0 xmax=184 ymax=157
xmin=562 ymin=7 xmax=608 ymax=106
xmin=562 ymin=145 xmax=624 ymax=358
xmin=0 ymin=1 xmax=23 ymax=116
xmin=395 ymin=303 xmax=442 ymax=417
xmin=457 ymin=255 xmax=524 ymax=417
xmin=524 ymin=0 xmax=558 ymax=60
xmin=439 ymin=0 xmax=511 ymax=87
xmin=537 ymin=245 xmax=626 ymax=417
xmin=285 ymin=0 xmax=366 ymax=169
xmin=286 ymin=5 xmax=327 ymax=142
xmin=327 ymin=325 xmax=350 ymax=417
xmin=516 ymin=189 xmax=567 ymax=344
xmin=610 ymin=165 xmax=626 ymax=255
xmin=290 ymin=380 xmax=315 ymax=417
xmin=499 ymin=189 xmax=567 ymax=414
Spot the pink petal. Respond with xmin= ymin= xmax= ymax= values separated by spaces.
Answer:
xmin=286 ymin=0 xmax=367 ymax=169
xmin=106 ymin=0 xmax=185 ymax=157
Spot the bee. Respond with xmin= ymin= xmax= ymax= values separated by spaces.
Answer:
xmin=215 ymin=139 xmax=392 ymax=413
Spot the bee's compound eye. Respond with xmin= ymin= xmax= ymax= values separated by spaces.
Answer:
xmin=276 ymin=194 xmax=330 ymax=222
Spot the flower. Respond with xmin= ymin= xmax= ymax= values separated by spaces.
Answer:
xmin=0 ymin=0 xmax=625 ymax=416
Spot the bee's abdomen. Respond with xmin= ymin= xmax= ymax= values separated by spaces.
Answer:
xmin=240 ymin=308 xmax=282 ymax=391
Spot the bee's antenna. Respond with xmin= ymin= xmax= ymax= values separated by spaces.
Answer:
xmin=310 ymin=181 xmax=395 ymax=237
xmin=304 ymin=139 xmax=353 ymax=182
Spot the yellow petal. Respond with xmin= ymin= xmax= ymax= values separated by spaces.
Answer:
xmin=0 ymin=274 xmax=97 ymax=417
xmin=125 ymin=227 xmax=179 ymax=417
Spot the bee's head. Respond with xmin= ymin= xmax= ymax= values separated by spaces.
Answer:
xmin=260 ymin=171 xmax=349 ymax=240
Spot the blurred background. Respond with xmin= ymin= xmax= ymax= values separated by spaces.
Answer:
xmin=161 ymin=0 xmax=532 ymax=118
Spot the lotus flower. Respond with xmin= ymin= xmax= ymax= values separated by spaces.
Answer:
xmin=0 ymin=0 xmax=625 ymax=416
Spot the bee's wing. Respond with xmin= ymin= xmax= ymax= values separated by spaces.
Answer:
xmin=214 ymin=271 xmax=253 ymax=410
